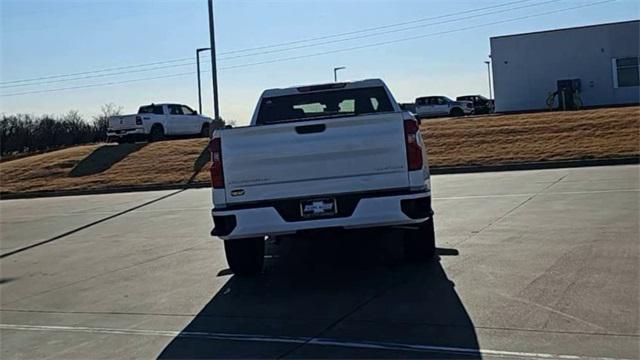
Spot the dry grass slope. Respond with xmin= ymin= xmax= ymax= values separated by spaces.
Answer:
xmin=1 ymin=106 xmax=638 ymax=194
xmin=422 ymin=107 xmax=639 ymax=166
xmin=1 ymin=140 xmax=210 ymax=193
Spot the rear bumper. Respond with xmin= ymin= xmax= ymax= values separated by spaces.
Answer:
xmin=107 ymin=127 xmax=145 ymax=137
xmin=211 ymin=191 xmax=432 ymax=240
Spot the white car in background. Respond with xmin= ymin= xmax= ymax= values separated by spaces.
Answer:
xmin=414 ymin=96 xmax=474 ymax=118
xmin=107 ymin=103 xmax=215 ymax=143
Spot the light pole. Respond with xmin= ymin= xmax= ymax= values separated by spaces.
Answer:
xmin=484 ymin=60 xmax=492 ymax=99
xmin=333 ymin=66 xmax=345 ymax=82
xmin=208 ymin=0 xmax=220 ymax=133
xmin=196 ymin=47 xmax=210 ymax=115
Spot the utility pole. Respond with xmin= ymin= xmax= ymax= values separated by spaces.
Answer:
xmin=484 ymin=60 xmax=492 ymax=99
xmin=333 ymin=66 xmax=345 ymax=82
xmin=196 ymin=47 xmax=210 ymax=115
xmin=208 ymin=0 xmax=220 ymax=133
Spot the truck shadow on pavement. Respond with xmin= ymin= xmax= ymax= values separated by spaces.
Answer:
xmin=69 ymin=143 xmax=146 ymax=177
xmin=186 ymin=142 xmax=211 ymax=183
xmin=158 ymin=230 xmax=480 ymax=359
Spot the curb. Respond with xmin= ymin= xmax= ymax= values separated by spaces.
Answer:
xmin=0 ymin=183 xmax=209 ymax=200
xmin=429 ymin=156 xmax=639 ymax=174
xmin=1 ymin=156 xmax=638 ymax=200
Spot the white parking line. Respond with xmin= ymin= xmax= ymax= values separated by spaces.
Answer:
xmin=0 ymin=323 xmax=631 ymax=360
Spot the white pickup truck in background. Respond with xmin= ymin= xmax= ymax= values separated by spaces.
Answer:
xmin=210 ymin=79 xmax=435 ymax=275
xmin=415 ymin=96 xmax=474 ymax=118
xmin=107 ymin=103 xmax=215 ymax=143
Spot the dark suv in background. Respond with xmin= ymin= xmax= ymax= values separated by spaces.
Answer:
xmin=457 ymin=95 xmax=494 ymax=114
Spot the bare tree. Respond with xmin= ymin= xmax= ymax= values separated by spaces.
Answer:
xmin=92 ymin=103 xmax=122 ymax=141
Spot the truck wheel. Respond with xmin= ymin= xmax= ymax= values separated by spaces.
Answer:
xmin=149 ymin=125 xmax=164 ymax=142
xmin=224 ymin=237 xmax=265 ymax=276
xmin=450 ymin=108 xmax=464 ymax=117
xmin=403 ymin=217 xmax=436 ymax=262
xmin=200 ymin=123 xmax=210 ymax=138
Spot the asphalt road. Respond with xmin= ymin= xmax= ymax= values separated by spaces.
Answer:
xmin=1 ymin=165 xmax=638 ymax=359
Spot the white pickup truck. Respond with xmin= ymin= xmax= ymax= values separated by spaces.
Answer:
xmin=210 ymin=79 xmax=435 ymax=275
xmin=107 ymin=103 xmax=214 ymax=143
xmin=415 ymin=96 xmax=474 ymax=118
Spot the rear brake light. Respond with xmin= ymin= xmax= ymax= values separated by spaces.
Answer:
xmin=297 ymin=83 xmax=346 ymax=92
xmin=404 ymin=119 xmax=423 ymax=171
xmin=210 ymin=138 xmax=224 ymax=188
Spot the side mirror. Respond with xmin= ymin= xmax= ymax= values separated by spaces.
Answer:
xmin=193 ymin=111 xmax=198 ymax=115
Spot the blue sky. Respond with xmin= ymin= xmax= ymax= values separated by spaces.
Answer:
xmin=1 ymin=0 xmax=638 ymax=124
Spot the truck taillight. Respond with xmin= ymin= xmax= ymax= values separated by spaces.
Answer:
xmin=210 ymin=138 xmax=224 ymax=188
xmin=135 ymin=116 xmax=142 ymax=125
xmin=404 ymin=119 xmax=423 ymax=171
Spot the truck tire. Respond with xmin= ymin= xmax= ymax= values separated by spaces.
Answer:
xmin=149 ymin=124 xmax=164 ymax=142
xmin=224 ymin=237 xmax=265 ymax=276
xmin=200 ymin=123 xmax=210 ymax=138
xmin=450 ymin=108 xmax=464 ymax=117
xmin=403 ymin=217 xmax=436 ymax=262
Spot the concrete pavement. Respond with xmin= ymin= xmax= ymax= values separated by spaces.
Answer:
xmin=0 ymin=165 xmax=638 ymax=359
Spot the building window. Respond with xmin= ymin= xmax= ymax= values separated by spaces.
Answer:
xmin=613 ymin=57 xmax=640 ymax=88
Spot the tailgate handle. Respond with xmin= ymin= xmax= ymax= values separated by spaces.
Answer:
xmin=295 ymin=124 xmax=326 ymax=134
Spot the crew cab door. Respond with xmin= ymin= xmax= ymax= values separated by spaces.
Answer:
xmin=181 ymin=105 xmax=202 ymax=135
xmin=434 ymin=97 xmax=450 ymax=115
xmin=415 ymin=97 xmax=432 ymax=117
xmin=166 ymin=104 xmax=188 ymax=134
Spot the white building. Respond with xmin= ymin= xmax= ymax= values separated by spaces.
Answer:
xmin=490 ymin=20 xmax=640 ymax=112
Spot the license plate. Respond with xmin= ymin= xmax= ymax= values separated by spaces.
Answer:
xmin=300 ymin=198 xmax=337 ymax=218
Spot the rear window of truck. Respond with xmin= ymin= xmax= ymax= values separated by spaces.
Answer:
xmin=138 ymin=105 xmax=163 ymax=115
xmin=256 ymin=87 xmax=394 ymax=125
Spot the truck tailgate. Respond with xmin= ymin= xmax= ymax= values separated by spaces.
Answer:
xmin=220 ymin=113 xmax=409 ymax=204
xmin=108 ymin=115 xmax=139 ymax=130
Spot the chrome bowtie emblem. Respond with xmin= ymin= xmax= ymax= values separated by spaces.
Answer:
xmin=304 ymin=201 xmax=333 ymax=214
